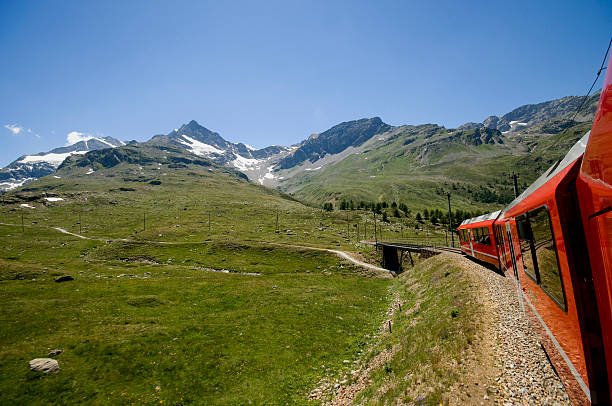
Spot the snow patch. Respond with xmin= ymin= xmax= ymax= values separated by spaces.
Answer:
xmin=95 ymin=137 xmax=117 ymax=148
xmin=304 ymin=166 xmax=322 ymax=171
xmin=44 ymin=197 xmax=64 ymax=202
xmin=86 ymin=168 xmax=94 ymax=175
xmin=19 ymin=151 xmax=87 ymax=166
xmin=231 ymin=155 xmax=262 ymax=171
xmin=258 ymin=165 xmax=276 ymax=185
xmin=20 ymin=203 xmax=35 ymax=209
xmin=0 ymin=177 xmax=34 ymax=191
xmin=53 ymin=175 xmax=61 ymax=179
xmin=179 ymin=134 xmax=225 ymax=156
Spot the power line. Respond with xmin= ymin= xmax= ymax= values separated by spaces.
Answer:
xmin=571 ymin=36 xmax=612 ymax=122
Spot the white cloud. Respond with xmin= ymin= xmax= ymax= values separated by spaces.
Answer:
xmin=66 ymin=131 xmax=94 ymax=145
xmin=4 ymin=124 xmax=24 ymax=135
xmin=26 ymin=128 xmax=41 ymax=138
xmin=4 ymin=124 xmax=40 ymax=138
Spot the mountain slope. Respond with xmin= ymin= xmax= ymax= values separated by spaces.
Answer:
xmin=277 ymin=117 xmax=391 ymax=169
xmin=467 ymin=91 xmax=600 ymax=134
xmin=0 ymin=136 xmax=124 ymax=191
xmin=270 ymin=91 xmax=601 ymax=210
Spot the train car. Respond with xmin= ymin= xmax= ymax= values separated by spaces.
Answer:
xmin=495 ymin=130 xmax=610 ymax=405
xmin=457 ymin=59 xmax=612 ymax=404
xmin=576 ymin=59 xmax=612 ymax=403
xmin=457 ymin=210 xmax=501 ymax=268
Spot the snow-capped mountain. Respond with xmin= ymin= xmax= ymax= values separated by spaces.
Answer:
xmin=149 ymin=120 xmax=293 ymax=186
xmin=0 ymin=136 xmax=124 ymax=191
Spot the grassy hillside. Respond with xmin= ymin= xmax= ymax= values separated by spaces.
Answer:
xmin=280 ymin=119 xmax=592 ymax=213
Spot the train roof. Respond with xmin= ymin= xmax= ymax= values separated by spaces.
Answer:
xmin=459 ymin=210 xmax=501 ymax=226
xmin=501 ymin=130 xmax=590 ymax=216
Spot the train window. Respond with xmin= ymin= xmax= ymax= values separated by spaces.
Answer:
xmin=516 ymin=207 xmax=566 ymax=310
xmin=482 ymin=228 xmax=491 ymax=245
xmin=517 ymin=214 xmax=538 ymax=282
xmin=473 ymin=227 xmax=491 ymax=245
xmin=529 ymin=207 xmax=565 ymax=309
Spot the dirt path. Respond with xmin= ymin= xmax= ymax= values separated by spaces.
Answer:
xmin=0 ymin=222 xmax=393 ymax=278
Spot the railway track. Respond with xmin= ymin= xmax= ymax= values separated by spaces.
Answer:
xmin=376 ymin=241 xmax=463 ymax=254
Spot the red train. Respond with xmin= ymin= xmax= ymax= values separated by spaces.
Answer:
xmin=458 ymin=60 xmax=612 ymax=405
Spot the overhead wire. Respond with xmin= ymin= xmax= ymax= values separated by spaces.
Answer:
xmin=571 ymin=36 xmax=612 ymax=122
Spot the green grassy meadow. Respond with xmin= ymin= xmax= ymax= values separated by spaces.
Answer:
xmin=0 ymin=163 xmax=397 ymax=405
xmin=0 ymin=153 xmax=483 ymax=404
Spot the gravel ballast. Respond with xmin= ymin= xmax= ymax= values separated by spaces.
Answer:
xmin=457 ymin=254 xmax=571 ymax=405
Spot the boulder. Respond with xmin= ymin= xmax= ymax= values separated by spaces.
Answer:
xmin=29 ymin=358 xmax=59 ymax=373
xmin=55 ymin=275 xmax=74 ymax=283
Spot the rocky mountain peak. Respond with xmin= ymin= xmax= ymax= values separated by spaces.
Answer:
xmin=276 ymin=117 xmax=392 ymax=170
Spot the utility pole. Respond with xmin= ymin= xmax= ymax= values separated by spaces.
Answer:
xmin=373 ymin=211 xmax=378 ymax=246
xmin=447 ymin=193 xmax=454 ymax=248
xmin=512 ymin=172 xmax=519 ymax=198
xmin=346 ymin=213 xmax=350 ymax=240
xmin=78 ymin=212 xmax=82 ymax=234
xmin=275 ymin=209 xmax=279 ymax=233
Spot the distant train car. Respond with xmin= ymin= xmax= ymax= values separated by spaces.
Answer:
xmin=457 ymin=210 xmax=501 ymax=269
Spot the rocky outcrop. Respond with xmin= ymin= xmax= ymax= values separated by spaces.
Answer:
xmin=277 ymin=117 xmax=392 ymax=169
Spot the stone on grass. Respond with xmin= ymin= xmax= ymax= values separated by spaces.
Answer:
xmin=55 ymin=275 xmax=74 ymax=283
xmin=48 ymin=349 xmax=63 ymax=356
xmin=29 ymin=358 xmax=59 ymax=373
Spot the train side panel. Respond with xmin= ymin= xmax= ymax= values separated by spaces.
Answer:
xmin=577 ymin=59 xmax=612 ymax=402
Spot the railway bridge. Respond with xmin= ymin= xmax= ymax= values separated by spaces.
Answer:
xmin=374 ymin=241 xmax=462 ymax=272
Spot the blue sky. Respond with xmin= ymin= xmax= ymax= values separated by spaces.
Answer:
xmin=1 ymin=0 xmax=610 ymax=166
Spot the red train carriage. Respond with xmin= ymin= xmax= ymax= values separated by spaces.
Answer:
xmin=496 ymin=130 xmax=609 ymax=405
xmin=576 ymin=59 xmax=612 ymax=404
xmin=457 ymin=59 xmax=612 ymax=404
xmin=458 ymin=210 xmax=501 ymax=269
